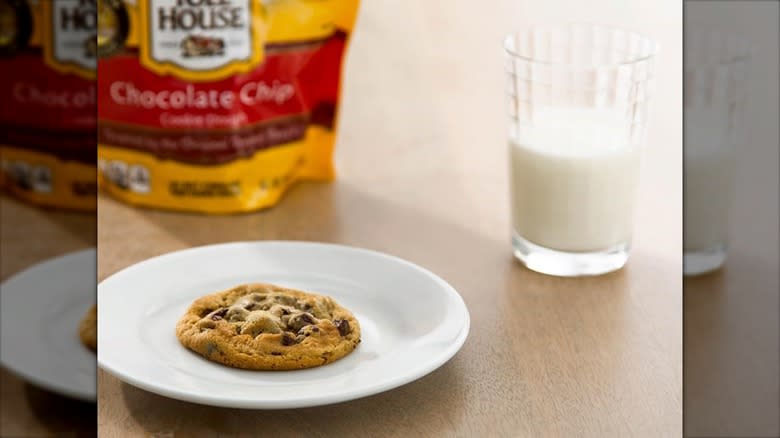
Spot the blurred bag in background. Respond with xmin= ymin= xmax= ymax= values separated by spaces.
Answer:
xmin=97 ymin=0 xmax=359 ymax=214
xmin=0 ymin=0 xmax=97 ymax=211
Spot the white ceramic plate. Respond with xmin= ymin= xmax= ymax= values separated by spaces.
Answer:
xmin=0 ymin=249 xmax=97 ymax=402
xmin=98 ymin=241 xmax=469 ymax=409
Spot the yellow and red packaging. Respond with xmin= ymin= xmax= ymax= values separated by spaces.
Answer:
xmin=97 ymin=0 xmax=360 ymax=213
xmin=0 ymin=0 xmax=97 ymax=211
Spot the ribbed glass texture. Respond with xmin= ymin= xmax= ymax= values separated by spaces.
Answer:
xmin=505 ymin=24 xmax=659 ymax=147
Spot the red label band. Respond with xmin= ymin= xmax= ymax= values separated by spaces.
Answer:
xmin=98 ymin=115 xmax=309 ymax=165
xmin=0 ymin=125 xmax=96 ymax=164
xmin=0 ymin=51 xmax=96 ymax=131
xmin=98 ymin=33 xmax=346 ymax=131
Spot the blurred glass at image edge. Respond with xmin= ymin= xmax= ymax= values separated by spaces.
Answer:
xmin=684 ymin=1 xmax=780 ymax=437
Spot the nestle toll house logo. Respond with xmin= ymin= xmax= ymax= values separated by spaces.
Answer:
xmin=140 ymin=0 xmax=264 ymax=81
xmin=43 ymin=0 xmax=97 ymax=79
xmin=97 ymin=0 xmax=130 ymax=58
xmin=0 ymin=0 xmax=33 ymax=56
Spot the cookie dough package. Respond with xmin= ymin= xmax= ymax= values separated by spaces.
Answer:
xmin=0 ymin=0 xmax=97 ymax=211
xmin=97 ymin=0 xmax=359 ymax=213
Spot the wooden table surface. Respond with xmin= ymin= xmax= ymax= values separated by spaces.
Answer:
xmin=97 ymin=1 xmax=682 ymax=436
xmin=0 ymin=195 xmax=97 ymax=437
xmin=683 ymin=3 xmax=780 ymax=435
xmin=683 ymin=127 xmax=780 ymax=436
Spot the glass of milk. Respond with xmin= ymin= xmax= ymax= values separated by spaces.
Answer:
xmin=504 ymin=24 xmax=659 ymax=276
xmin=684 ymin=32 xmax=750 ymax=275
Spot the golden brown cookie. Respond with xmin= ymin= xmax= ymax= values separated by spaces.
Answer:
xmin=176 ymin=284 xmax=361 ymax=370
xmin=79 ymin=304 xmax=97 ymax=352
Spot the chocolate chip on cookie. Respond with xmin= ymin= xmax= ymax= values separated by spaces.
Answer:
xmin=286 ymin=312 xmax=317 ymax=332
xmin=281 ymin=332 xmax=297 ymax=346
xmin=334 ymin=319 xmax=351 ymax=336
xmin=210 ymin=308 xmax=228 ymax=321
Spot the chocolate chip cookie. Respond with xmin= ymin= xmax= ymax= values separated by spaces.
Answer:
xmin=176 ymin=284 xmax=361 ymax=370
xmin=79 ymin=304 xmax=97 ymax=352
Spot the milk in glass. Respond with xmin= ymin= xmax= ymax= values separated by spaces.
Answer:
xmin=510 ymin=107 xmax=641 ymax=252
xmin=684 ymin=106 xmax=735 ymax=252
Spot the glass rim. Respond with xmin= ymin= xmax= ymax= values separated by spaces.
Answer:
xmin=503 ymin=23 xmax=660 ymax=67
xmin=685 ymin=31 xmax=752 ymax=68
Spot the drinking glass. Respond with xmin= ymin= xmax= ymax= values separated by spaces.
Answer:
xmin=684 ymin=32 xmax=750 ymax=275
xmin=504 ymin=24 xmax=659 ymax=276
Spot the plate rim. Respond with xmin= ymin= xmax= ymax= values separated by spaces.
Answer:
xmin=97 ymin=240 xmax=470 ymax=409
xmin=0 ymin=248 xmax=97 ymax=402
